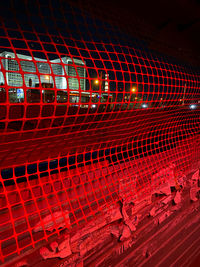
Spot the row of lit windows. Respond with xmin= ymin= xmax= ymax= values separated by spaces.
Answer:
xmin=0 ymin=88 xmax=68 ymax=103
xmin=2 ymin=58 xmax=86 ymax=75
xmin=0 ymin=88 xmax=196 ymax=106
xmin=0 ymin=88 xmax=105 ymax=104
xmin=0 ymin=73 xmax=86 ymax=90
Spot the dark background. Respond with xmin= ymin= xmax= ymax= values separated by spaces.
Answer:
xmin=0 ymin=0 xmax=199 ymax=66
xmin=78 ymin=0 xmax=200 ymax=66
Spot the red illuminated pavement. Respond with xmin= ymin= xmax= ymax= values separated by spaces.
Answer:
xmin=0 ymin=107 xmax=198 ymax=169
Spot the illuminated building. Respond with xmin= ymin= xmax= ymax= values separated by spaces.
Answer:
xmin=0 ymin=51 xmax=86 ymax=93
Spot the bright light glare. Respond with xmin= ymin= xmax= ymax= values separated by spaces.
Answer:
xmin=92 ymin=104 xmax=96 ymax=108
xmin=190 ymin=104 xmax=197 ymax=110
xmin=45 ymin=75 xmax=50 ymax=80
xmin=131 ymin=87 xmax=136 ymax=92
xmin=94 ymin=80 xmax=99 ymax=84
xmin=142 ymin=103 xmax=148 ymax=108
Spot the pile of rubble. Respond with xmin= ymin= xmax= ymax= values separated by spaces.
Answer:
xmin=13 ymin=166 xmax=200 ymax=267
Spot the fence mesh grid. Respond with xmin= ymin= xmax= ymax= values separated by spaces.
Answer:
xmin=0 ymin=0 xmax=200 ymax=263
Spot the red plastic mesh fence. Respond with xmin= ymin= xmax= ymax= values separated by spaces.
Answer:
xmin=0 ymin=0 xmax=200 ymax=263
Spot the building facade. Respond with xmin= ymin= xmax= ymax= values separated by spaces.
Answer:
xmin=0 ymin=51 xmax=86 ymax=103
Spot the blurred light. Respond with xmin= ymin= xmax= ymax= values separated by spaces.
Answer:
xmin=131 ymin=87 xmax=136 ymax=92
xmin=45 ymin=75 xmax=50 ymax=80
xmin=190 ymin=104 xmax=197 ymax=110
xmin=94 ymin=79 xmax=99 ymax=84
xmin=142 ymin=103 xmax=148 ymax=108
xmin=92 ymin=104 xmax=96 ymax=108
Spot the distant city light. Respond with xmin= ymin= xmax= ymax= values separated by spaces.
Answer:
xmin=142 ymin=103 xmax=148 ymax=108
xmin=190 ymin=104 xmax=197 ymax=110
xmin=131 ymin=87 xmax=136 ymax=92
xmin=92 ymin=104 xmax=96 ymax=108
xmin=94 ymin=79 xmax=99 ymax=84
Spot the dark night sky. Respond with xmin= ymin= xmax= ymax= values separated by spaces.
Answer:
xmin=79 ymin=0 xmax=200 ymax=66
xmin=0 ymin=0 xmax=199 ymax=66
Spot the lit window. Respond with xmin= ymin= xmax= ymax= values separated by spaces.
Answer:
xmin=57 ymin=90 xmax=68 ymax=103
xmin=9 ymin=88 xmax=24 ymax=103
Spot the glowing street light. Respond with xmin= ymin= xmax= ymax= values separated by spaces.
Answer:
xmin=94 ymin=79 xmax=99 ymax=85
xmin=131 ymin=87 xmax=136 ymax=92
xmin=142 ymin=103 xmax=148 ymax=108
xmin=190 ymin=104 xmax=197 ymax=110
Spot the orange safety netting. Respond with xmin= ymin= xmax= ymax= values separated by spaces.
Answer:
xmin=0 ymin=0 xmax=200 ymax=263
